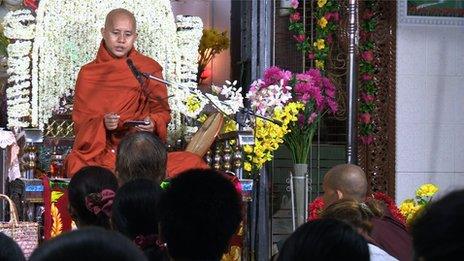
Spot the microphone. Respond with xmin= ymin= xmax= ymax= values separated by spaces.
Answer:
xmin=127 ymin=59 xmax=143 ymax=83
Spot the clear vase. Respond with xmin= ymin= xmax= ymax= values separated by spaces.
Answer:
xmin=290 ymin=163 xmax=309 ymax=229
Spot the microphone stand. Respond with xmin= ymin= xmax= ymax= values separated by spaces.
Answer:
xmin=140 ymin=72 xmax=282 ymax=127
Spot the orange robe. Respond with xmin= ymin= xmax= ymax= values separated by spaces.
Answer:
xmin=166 ymin=151 xmax=209 ymax=178
xmin=65 ymin=41 xmax=171 ymax=176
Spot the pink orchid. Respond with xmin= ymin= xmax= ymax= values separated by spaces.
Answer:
xmin=327 ymin=99 xmax=338 ymax=113
xmin=293 ymin=34 xmax=306 ymax=43
xmin=361 ymin=50 xmax=374 ymax=62
xmin=307 ymin=112 xmax=318 ymax=124
xmin=290 ymin=0 xmax=299 ymax=9
xmin=263 ymin=66 xmax=292 ymax=87
xmin=359 ymin=113 xmax=372 ymax=124
xmin=289 ymin=12 xmax=301 ymax=22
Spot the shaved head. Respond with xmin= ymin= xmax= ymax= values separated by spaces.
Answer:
xmin=104 ymin=8 xmax=137 ymax=31
xmin=322 ymin=164 xmax=367 ymax=206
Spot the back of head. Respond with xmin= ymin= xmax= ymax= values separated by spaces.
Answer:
xmin=158 ymin=169 xmax=242 ymax=260
xmin=68 ymin=166 xmax=118 ymax=229
xmin=0 ymin=232 xmax=25 ymax=261
xmin=29 ymin=227 xmax=147 ymax=261
xmin=112 ymin=179 xmax=164 ymax=260
xmin=323 ymin=164 xmax=367 ymax=205
xmin=320 ymin=199 xmax=375 ymax=234
xmin=116 ymin=132 xmax=167 ymax=184
xmin=277 ymin=219 xmax=369 ymax=261
xmin=412 ymin=189 xmax=464 ymax=261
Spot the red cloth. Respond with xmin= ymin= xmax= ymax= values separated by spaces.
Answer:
xmin=371 ymin=208 xmax=413 ymax=261
xmin=65 ymin=41 xmax=171 ymax=177
xmin=42 ymin=176 xmax=72 ymax=240
xmin=166 ymin=151 xmax=209 ymax=178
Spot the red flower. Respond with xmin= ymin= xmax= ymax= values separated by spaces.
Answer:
xmin=362 ymin=50 xmax=374 ymax=62
xmin=289 ymin=12 xmax=301 ymax=22
xmin=371 ymin=192 xmax=406 ymax=225
xmin=359 ymin=113 xmax=371 ymax=124
xmin=361 ymin=73 xmax=373 ymax=81
xmin=308 ymin=197 xmax=325 ymax=221
xmin=324 ymin=13 xmax=332 ymax=21
xmin=326 ymin=34 xmax=333 ymax=44
xmin=361 ymin=93 xmax=375 ymax=103
xmin=362 ymin=10 xmax=375 ymax=20
xmin=24 ymin=0 xmax=39 ymax=10
xmin=293 ymin=34 xmax=306 ymax=43
xmin=360 ymin=135 xmax=374 ymax=145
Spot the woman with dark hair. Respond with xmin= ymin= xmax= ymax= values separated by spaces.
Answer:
xmin=29 ymin=227 xmax=147 ymax=261
xmin=321 ymin=199 xmax=398 ymax=260
xmin=68 ymin=166 xmax=118 ymax=229
xmin=0 ymin=232 xmax=25 ymax=261
xmin=112 ymin=179 xmax=166 ymax=260
xmin=277 ymin=219 xmax=370 ymax=261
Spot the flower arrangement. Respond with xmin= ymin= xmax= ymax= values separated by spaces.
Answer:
xmin=197 ymin=28 xmax=229 ymax=83
xmin=288 ymin=0 xmax=340 ymax=71
xmin=399 ymin=183 xmax=439 ymax=226
xmin=358 ymin=0 xmax=378 ymax=145
xmin=242 ymin=66 xmax=337 ymax=172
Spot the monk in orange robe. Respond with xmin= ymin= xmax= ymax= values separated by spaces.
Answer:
xmin=65 ymin=8 xmax=171 ymax=176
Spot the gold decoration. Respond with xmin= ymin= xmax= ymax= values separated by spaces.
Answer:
xmin=221 ymin=246 xmax=241 ymax=261
xmin=50 ymin=203 xmax=63 ymax=238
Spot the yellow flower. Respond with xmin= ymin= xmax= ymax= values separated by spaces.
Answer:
xmin=314 ymin=39 xmax=325 ymax=50
xmin=416 ymin=183 xmax=439 ymax=198
xmin=197 ymin=113 xmax=208 ymax=123
xmin=243 ymin=162 xmax=252 ymax=172
xmin=186 ymin=95 xmax=201 ymax=113
xmin=318 ymin=17 xmax=328 ymax=28
xmin=317 ymin=0 xmax=327 ymax=8
xmin=222 ymin=119 xmax=237 ymax=134
xmin=315 ymin=60 xmax=324 ymax=69
xmin=243 ymin=145 xmax=253 ymax=154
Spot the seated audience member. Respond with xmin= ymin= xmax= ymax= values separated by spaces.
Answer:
xmin=322 ymin=164 xmax=412 ymax=260
xmin=68 ymin=166 xmax=118 ymax=229
xmin=0 ymin=232 xmax=25 ymax=261
xmin=116 ymin=132 xmax=167 ymax=184
xmin=112 ymin=179 xmax=166 ymax=260
xmin=158 ymin=169 xmax=242 ymax=261
xmin=321 ymin=199 xmax=398 ymax=261
xmin=29 ymin=227 xmax=147 ymax=261
xmin=277 ymin=219 xmax=370 ymax=261
xmin=412 ymin=189 xmax=464 ymax=261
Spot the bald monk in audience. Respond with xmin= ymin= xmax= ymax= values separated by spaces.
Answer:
xmin=322 ymin=164 xmax=412 ymax=261
xmin=65 ymin=8 xmax=171 ymax=176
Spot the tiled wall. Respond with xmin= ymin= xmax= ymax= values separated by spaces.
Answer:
xmin=396 ymin=24 xmax=464 ymax=204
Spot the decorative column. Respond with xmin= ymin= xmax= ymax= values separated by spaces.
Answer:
xmin=346 ymin=0 xmax=359 ymax=164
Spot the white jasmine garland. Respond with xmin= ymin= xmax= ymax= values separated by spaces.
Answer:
xmin=2 ymin=9 xmax=36 ymax=40
xmin=6 ymin=41 xmax=32 ymax=57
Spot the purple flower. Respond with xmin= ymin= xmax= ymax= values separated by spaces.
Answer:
xmin=360 ymin=135 xmax=374 ymax=145
xmin=293 ymin=34 xmax=306 ymax=43
xmin=361 ymin=73 xmax=373 ymax=81
xmin=298 ymin=113 xmax=305 ymax=127
xmin=327 ymin=99 xmax=338 ymax=113
xmin=263 ymin=66 xmax=292 ymax=86
xmin=361 ymin=93 xmax=375 ymax=102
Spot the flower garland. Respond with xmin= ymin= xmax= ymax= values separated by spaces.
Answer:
xmin=3 ymin=9 xmax=35 ymax=128
xmin=288 ymin=0 xmax=340 ymax=72
xmin=358 ymin=0 xmax=378 ymax=145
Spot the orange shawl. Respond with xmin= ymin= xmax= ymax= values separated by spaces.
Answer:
xmin=65 ymin=41 xmax=171 ymax=176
